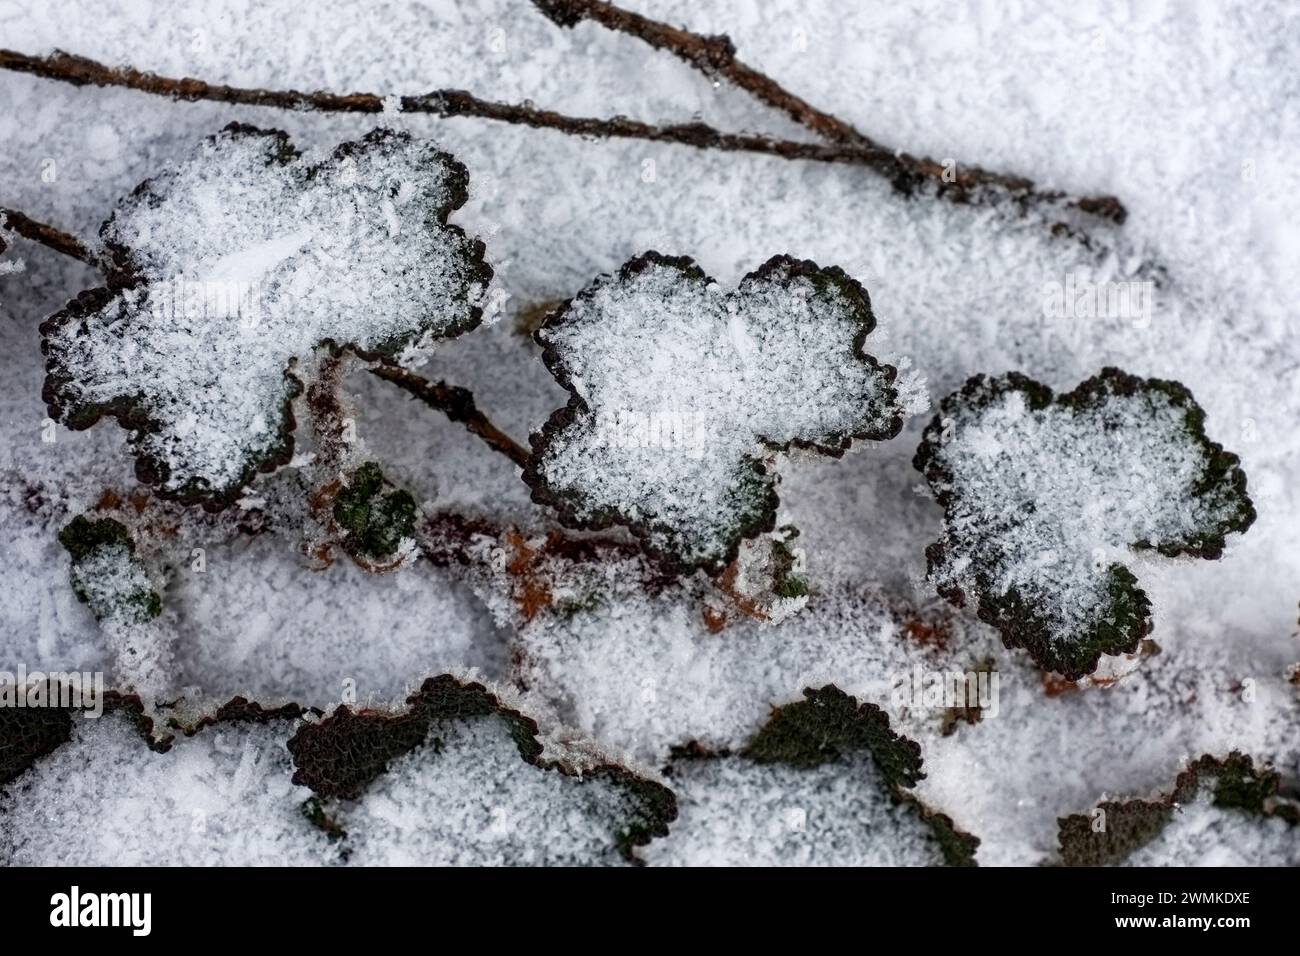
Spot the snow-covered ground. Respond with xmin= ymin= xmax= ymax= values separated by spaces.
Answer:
xmin=1 ymin=0 xmax=1297 ymax=865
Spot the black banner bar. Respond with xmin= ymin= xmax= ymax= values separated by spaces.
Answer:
xmin=0 ymin=865 xmax=1287 ymax=941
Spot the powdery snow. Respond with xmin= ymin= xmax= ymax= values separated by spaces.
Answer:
xmin=509 ymin=575 xmax=1001 ymax=767
xmin=167 ymin=532 xmax=508 ymax=707
xmin=644 ymin=753 xmax=949 ymax=866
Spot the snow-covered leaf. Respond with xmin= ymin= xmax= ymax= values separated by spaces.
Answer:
xmin=525 ymin=252 xmax=906 ymax=573
xmin=1 ymin=678 xmax=675 ymax=866
xmin=58 ymin=515 xmax=161 ymax=626
xmin=288 ymin=675 xmax=676 ymax=864
xmin=41 ymin=124 xmax=491 ymax=509
xmin=1058 ymin=753 xmax=1299 ymax=866
xmin=915 ymin=368 xmax=1255 ymax=678
xmin=645 ymin=687 xmax=978 ymax=866
xmin=57 ymin=514 xmax=172 ymax=698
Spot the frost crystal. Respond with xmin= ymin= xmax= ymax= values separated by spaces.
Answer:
xmin=915 ymin=368 xmax=1254 ymax=678
xmin=526 ymin=253 xmax=906 ymax=573
xmin=41 ymin=124 xmax=491 ymax=508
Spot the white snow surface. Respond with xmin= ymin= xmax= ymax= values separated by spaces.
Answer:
xmin=165 ymin=532 xmax=509 ymax=707
xmin=644 ymin=753 xmax=949 ymax=867
xmin=511 ymin=576 xmax=1004 ymax=766
xmin=1 ymin=0 xmax=1298 ymax=866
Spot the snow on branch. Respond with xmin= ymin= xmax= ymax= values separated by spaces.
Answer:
xmin=531 ymin=0 xmax=1126 ymax=225
xmin=0 ymin=45 xmax=1124 ymax=231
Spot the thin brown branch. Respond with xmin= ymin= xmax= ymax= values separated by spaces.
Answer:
xmin=0 ymin=48 xmax=1122 ymax=224
xmin=0 ymin=206 xmax=100 ymax=266
xmin=0 ymin=49 xmax=385 ymax=112
xmin=370 ymin=366 xmax=531 ymax=469
xmin=535 ymin=0 xmax=863 ymax=145
xmin=0 ymin=49 xmax=901 ymax=166
xmin=532 ymin=0 xmax=1126 ymax=224
xmin=306 ymin=354 xmax=353 ymax=476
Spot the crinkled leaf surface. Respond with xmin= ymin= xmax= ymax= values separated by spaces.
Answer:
xmin=915 ymin=368 xmax=1254 ymax=678
xmin=41 ymin=124 xmax=491 ymax=508
xmin=526 ymin=252 xmax=905 ymax=573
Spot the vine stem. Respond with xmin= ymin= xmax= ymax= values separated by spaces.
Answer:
xmin=0 ymin=206 xmax=99 ymax=266
xmin=370 ymin=366 xmax=532 ymax=469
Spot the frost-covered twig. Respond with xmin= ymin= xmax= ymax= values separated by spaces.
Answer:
xmin=0 ymin=206 xmax=100 ymax=266
xmin=370 ymin=366 xmax=531 ymax=469
xmin=532 ymin=0 xmax=1126 ymax=224
xmin=306 ymin=354 xmax=354 ymax=478
xmin=0 ymin=49 xmax=915 ymax=171
xmin=535 ymin=0 xmax=866 ymax=146
xmin=0 ymin=49 xmax=387 ymax=112
xmin=0 ymin=48 xmax=1122 ymax=224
